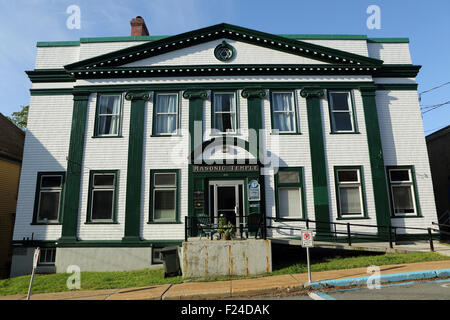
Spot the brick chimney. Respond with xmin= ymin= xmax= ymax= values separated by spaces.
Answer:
xmin=130 ymin=16 xmax=149 ymax=36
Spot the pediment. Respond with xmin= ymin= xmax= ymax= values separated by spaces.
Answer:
xmin=65 ymin=23 xmax=383 ymax=74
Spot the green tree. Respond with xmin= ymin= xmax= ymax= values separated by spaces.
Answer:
xmin=7 ymin=105 xmax=29 ymax=130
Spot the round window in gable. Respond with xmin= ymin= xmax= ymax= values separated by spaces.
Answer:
xmin=214 ymin=41 xmax=235 ymax=62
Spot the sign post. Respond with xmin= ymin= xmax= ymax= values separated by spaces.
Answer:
xmin=27 ymin=247 xmax=40 ymax=300
xmin=301 ymin=230 xmax=313 ymax=284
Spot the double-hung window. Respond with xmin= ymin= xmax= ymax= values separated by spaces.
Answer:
xmin=95 ymin=94 xmax=122 ymax=136
xmin=335 ymin=167 xmax=366 ymax=218
xmin=154 ymin=93 xmax=179 ymax=135
xmin=87 ymin=171 xmax=118 ymax=222
xmin=150 ymin=170 xmax=179 ymax=222
xmin=212 ymin=92 xmax=237 ymax=134
xmin=387 ymin=167 xmax=420 ymax=217
xmin=271 ymin=92 xmax=297 ymax=133
xmin=275 ymin=168 xmax=305 ymax=219
xmin=328 ymin=91 xmax=356 ymax=133
xmin=33 ymin=172 xmax=65 ymax=223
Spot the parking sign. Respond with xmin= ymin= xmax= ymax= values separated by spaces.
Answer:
xmin=301 ymin=230 xmax=313 ymax=248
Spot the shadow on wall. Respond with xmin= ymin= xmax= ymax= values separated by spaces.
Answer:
xmin=10 ymin=130 xmax=66 ymax=277
xmin=376 ymin=92 xmax=399 ymax=164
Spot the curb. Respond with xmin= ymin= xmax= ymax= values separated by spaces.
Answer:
xmin=308 ymin=268 xmax=450 ymax=289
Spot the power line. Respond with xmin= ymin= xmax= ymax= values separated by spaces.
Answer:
xmin=421 ymin=100 xmax=450 ymax=114
xmin=419 ymin=81 xmax=450 ymax=101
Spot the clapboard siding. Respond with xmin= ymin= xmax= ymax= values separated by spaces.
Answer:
xmin=377 ymin=90 xmax=437 ymax=232
xmin=124 ymin=39 xmax=329 ymax=67
xmin=77 ymin=94 xmax=130 ymax=240
xmin=13 ymin=95 xmax=73 ymax=240
xmin=367 ymin=43 xmax=412 ymax=64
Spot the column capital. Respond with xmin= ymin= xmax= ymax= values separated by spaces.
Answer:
xmin=300 ymin=88 xmax=325 ymax=99
xmin=241 ymin=87 xmax=267 ymax=99
xmin=359 ymin=86 xmax=377 ymax=96
xmin=72 ymin=91 xmax=91 ymax=101
xmin=183 ymin=89 xmax=209 ymax=100
xmin=125 ymin=90 xmax=151 ymax=101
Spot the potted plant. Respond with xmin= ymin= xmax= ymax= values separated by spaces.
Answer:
xmin=217 ymin=216 xmax=236 ymax=240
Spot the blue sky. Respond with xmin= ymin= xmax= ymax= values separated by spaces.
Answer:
xmin=0 ymin=0 xmax=449 ymax=134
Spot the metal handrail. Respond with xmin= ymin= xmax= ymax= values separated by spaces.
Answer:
xmin=265 ymin=216 xmax=439 ymax=251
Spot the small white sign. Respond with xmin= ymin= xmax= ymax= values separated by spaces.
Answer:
xmin=32 ymin=248 xmax=40 ymax=269
xmin=301 ymin=230 xmax=314 ymax=248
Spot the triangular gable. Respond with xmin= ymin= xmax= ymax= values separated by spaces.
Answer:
xmin=122 ymin=39 xmax=331 ymax=67
xmin=65 ymin=23 xmax=383 ymax=72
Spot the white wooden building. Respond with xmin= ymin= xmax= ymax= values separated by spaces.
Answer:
xmin=10 ymin=17 xmax=437 ymax=276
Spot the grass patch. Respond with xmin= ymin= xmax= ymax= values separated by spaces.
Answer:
xmin=271 ymin=245 xmax=449 ymax=275
xmin=0 ymin=247 xmax=448 ymax=296
xmin=0 ymin=268 xmax=183 ymax=296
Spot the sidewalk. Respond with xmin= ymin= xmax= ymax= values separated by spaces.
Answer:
xmin=1 ymin=260 xmax=449 ymax=300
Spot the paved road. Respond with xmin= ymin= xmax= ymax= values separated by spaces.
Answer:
xmin=244 ymin=278 xmax=450 ymax=300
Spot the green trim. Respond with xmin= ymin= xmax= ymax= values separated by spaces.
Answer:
xmin=59 ymin=92 xmax=90 ymax=242
xmin=86 ymin=170 xmax=119 ymax=223
xmin=93 ymin=93 xmax=124 ymax=138
xmin=28 ymin=64 xmax=419 ymax=84
xmin=269 ymin=90 xmax=300 ymax=134
xmin=64 ymin=23 xmax=382 ymax=71
xmin=91 ymin=135 xmax=123 ymax=139
xmin=386 ymin=165 xmax=422 ymax=218
xmin=36 ymin=41 xmax=81 ymax=47
xmin=35 ymin=34 xmax=409 ymax=47
xmin=368 ymin=38 xmax=409 ymax=43
xmin=80 ymin=36 xmax=169 ymax=43
xmin=359 ymin=87 xmax=392 ymax=235
xmin=55 ymin=240 xmax=182 ymax=248
xmin=274 ymin=167 xmax=307 ymax=220
xmin=280 ymin=34 xmax=368 ymax=40
xmin=152 ymin=91 xmax=181 ymax=136
xmin=327 ymin=90 xmax=359 ymax=134
xmin=333 ymin=166 xmax=368 ymax=219
xmin=373 ymin=64 xmax=420 ymax=78
xmin=122 ymin=91 xmax=150 ymax=242
xmin=26 ymin=69 xmax=75 ymax=82
xmin=74 ymin=82 xmax=375 ymax=94
xmin=301 ymin=88 xmax=330 ymax=235
xmin=211 ymin=90 xmax=239 ymax=134
xmin=32 ymin=172 xmax=66 ymax=225
xmin=375 ymin=83 xmax=418 ymax=91
xmin=148 ymin=169 xmax=181 ymax=223
xmin=30 ymin=89 xmax=73 ymax=96
xmin=241 ymin=87 xmax=266 ymax=161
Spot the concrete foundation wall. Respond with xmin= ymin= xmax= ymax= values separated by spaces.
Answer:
xmin=55 ymin=247 xmax=153 ymax=273
xmin=181 ymin=240 xmax=271 ymax=278
xmin=10 ymin=247 xmax=34 ymax=278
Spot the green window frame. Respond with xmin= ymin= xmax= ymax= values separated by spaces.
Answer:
xmin=327 ymin=90 xmax=359 ymax=134
xmin=149 ymin=169 xmax=180 ymax=224
xmin=274 ymin=167 xmax=306 ymax=220
xmin=93 ymin=93 xmax=123 ymax=138
xmin=211 ymin=91 xmax=239 ymax=135
xmin=334 ymin=166 xmax=368 ymax=219
xmin=270 ymin=91 xmax=299 ymax=134
xmin=86 ymin=170 xmax=119 ymax=224
xmin=32 ymin=172 xmax=65 ymax=225
xmin=386 ymin=166 xmax=422 ymax=218
xmin=152 ymin=92 xmax=180 ymax=136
